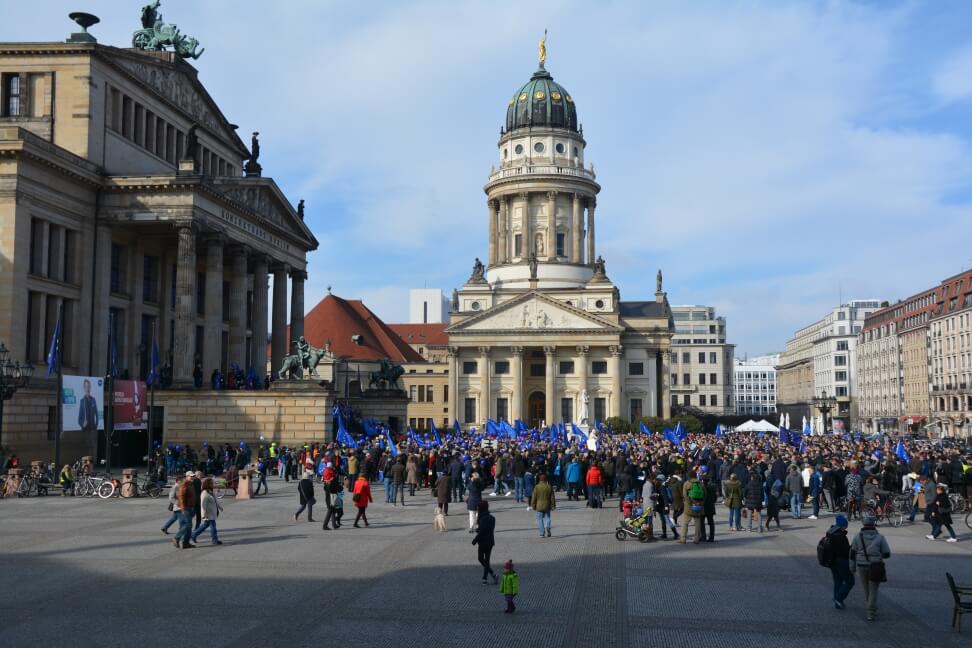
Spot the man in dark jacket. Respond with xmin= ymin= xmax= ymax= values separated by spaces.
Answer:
xmin=827 ymin=514 xmax=854 ymax=609
xmin=191 ymin=471 xmax=203 ymax=529
xmin=472 ymin=501 xmax=497 ymax=584
xmin=449 ymin=454 xmax=465 ymax=503
xmin=294 ymin=471 xmax=316 ymax=522
xmin=435 ymin=471 xmax=451 ymax=515
xmin=390 ymin=457 xmax=407 ymax=506
xmin=699 ymin=474 xmax=718 ymax=542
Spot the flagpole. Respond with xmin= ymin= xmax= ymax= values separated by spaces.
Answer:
xmin=105 ymin=311 xmax=115 ymax=477
xmin=147 ymin=320 xmax=156 ymax=471
xmin=54 ymin=302 xmax=64 ymax=471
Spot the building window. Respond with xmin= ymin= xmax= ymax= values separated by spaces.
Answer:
xmin=443 ymin=385 xmax=448 ymax=403
xmin=683 ymin=395 xmax=691 ymax=406
xmin=835 ymin=370 xmax=847 ymax=381
xmin=710 ymin=395 xmax=717 ymax=407
xmin=143 ymin=255 xmax=158 ymax=303
xmin=683 ymin=373 xmax=690 ymax=385
xmin=591 ymin=361 xmax=607 ymax=375
xmin=594 ymin=397 xmax=606 ymax=422
xmin=671 ymin=373 xmax=677 ymax=385
xmin=709 ymin=352 xmax=717 ymax=363
xmin=427 ymin=385 xmax=434 ymax=402
xmin=409 ymin=385 xmax=417 ymax=401
xmin=556 ymin=233 xmax=565 ymax=256
xmin=699 ymin=395 xmax=707 ymax=407
xmin=682 ymin=352 xmax=690 ymax=363
xmin=835 ymin=386 xmax=848 ymax=397
xmin=462 ymin=361 xmax=478 ymax=374
xmin=561 ymin=397 xmax=572 ymax=423
xmin=418 ymin=385 xmax=426 ymax=402
xmin=464 ymin=398 xmax=476 ymax=423
xmin=696 ymin=352 xmax=704 ymax=364
xmin=495 ymin=360 xmax=510 ymax=375
xmin=530 ymin=363 xmax=545 ymax=377
xmin=834 ymin=355 xmax=847 ymax=366
xmin=628 ymin=362 xmax=644 ymax=376
xmin=496 ymin=398 xmax=509 ymax=421
xmin=110 ymin=244 xmax=126 ymax=294
xmin=3 ymin=74 xmax=21 ymax=116
xmin=836 ymin=340 xmax=848 ymax=351
xmin=630 ymin=398 xmax=642 ymax=420
xmin=514 ymin=234 xmax=522 ymax=257
xmin=196 ymin=272 xmax=205 ymax=315
xmin=699 ymin=373 xmax=706 ymax=385
xmin=710 ymin=373 xmax=717 ymax=385
xmin=671 ymin=395 xmax=678 ymax=407
xmin=559 ymin=360 xmax=574 ymax=374
xmin=670 ymin=351 xmax=677 ymax=363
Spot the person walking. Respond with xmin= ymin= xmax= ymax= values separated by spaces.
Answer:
xmin=530 ymin=473 xmax=555 ymax=538
xmin=294 ymin=470 xmax=316 ymax=522
xmin=466 ymin=472 xmax=483 ymax=533
xmin=191 ymin=471 xmax=203 ymax=530
xmin=699 ymin=471 xmax=717 ymax=542
xmin=679 ymin=469 xmax=704 ymax=544
xmin=161 ymin=473 xmax=184 ymax=535
xmin=586 ymin=461 xmax=604 ymax=508
xmin=825 ymin=514 xmax=854 ymax=609
xmin=926 ymin=483 xmax=959 ymax=542
xmin=351 ymin=473 xmax=373 ymax=528
xmin=744 ymin=471 xmax=764 ymax=533
xmin=472 ymin=500 xmax=498 ymax=585
xmin=406 ymin=455 xmax=419 ymax=497
xmin=173 ymin=471 xmax=197 ymax=549
xmin=254 ymin=460 xmax=269 ymax=496
xmin=500 ymin=559 xmax=519 ymax=614
xmin=849 ymin=515 xmax=891 ymax=621
xmin=435 ymin=471 xmax=451 ymax=516
xmin=786 ymin=464 xmax=804 ymax=519
xmin=808 ymin=465 xmax=822 ymax=520
xmin=321 ymin=462 xmax=338 ymax=530
xmin=565 ymin=456 xmax=582 ymax=501
xmin=390 ymin=456 xmax=407 ymax=506
xmin=723 ymin=472 xmax=743 ymax=531
xmin=190 ymin=478 xmax=223 ymax=545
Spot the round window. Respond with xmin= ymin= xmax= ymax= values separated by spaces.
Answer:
xmin=471 ymin=301 xmax=482 ymax=311
xmin=595 ymin=299 xmax=605 ymax=309
xmin=555 ymin=143 xmax=565 ymax=154
xmin=534 ymin=142 xmax=545 ymax=153
xmin=514 ymin=144 xmax=523 ymax=155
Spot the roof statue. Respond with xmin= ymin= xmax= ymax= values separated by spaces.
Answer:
xmin=244 ymin=132 xmax=262 ymax=177
xmin=132 ymin=1 xmax=204 ymax=59
xmin=538 ymin=29 xmax=547 ymax=67
xmin=185 ymin=124 xmax=198 ymax=162
xmin=297 ymin=199 xmax=305 ymax=220
xmin=469 ymin=257 xmax=485 ymax=283
xmin=656 ymin=269 xmax=663 ymax=293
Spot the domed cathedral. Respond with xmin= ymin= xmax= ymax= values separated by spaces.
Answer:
xmin=446 ymin=37 xmax=674 ymax=431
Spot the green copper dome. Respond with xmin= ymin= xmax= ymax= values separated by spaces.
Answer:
xmin=505 ymin=66 xmax=578 ymax=133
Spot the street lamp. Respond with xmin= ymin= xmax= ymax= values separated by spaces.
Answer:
xmin=0 ymin=342 xmax=35 ymax=449
xmin=813 ymin=389 xmax=837 ymax=435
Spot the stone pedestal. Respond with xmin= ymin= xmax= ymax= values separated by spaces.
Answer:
xmin=236 ymin=469 xmax=254 ymax=500
xmin=121 ymin=469 xmax=138 ymax=497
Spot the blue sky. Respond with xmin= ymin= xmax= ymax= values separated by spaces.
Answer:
xmin=6 ymin=0 xmax=972 ymax=357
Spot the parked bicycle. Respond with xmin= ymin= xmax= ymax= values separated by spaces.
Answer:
xmin=949 ymin=492 xmax=967 ymax=515
xmin=119 ymin=473 xmax=163 ymax=499
xmin=862 ymin=495 xmax=906 ymax=527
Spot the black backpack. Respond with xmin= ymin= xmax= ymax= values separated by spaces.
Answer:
xmin=817 ymin=533 xmax=835 ymax=567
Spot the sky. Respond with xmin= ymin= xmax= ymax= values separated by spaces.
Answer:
xmin=5 ymin=0 xmax=972 ymax=357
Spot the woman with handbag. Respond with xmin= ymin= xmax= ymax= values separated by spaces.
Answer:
xmin=849 ymin=515 xmax=891 ymax=621
xmin=351 ymin=473 xmax=373 ymax=528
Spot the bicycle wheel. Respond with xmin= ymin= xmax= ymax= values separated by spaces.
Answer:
xmin=97 ymin=480 xmax=115 ymax=499
xmin=952 ymin=495 xmax=967 ymax=514
xmin=888 ymin=509 xmax=903 ymax=528
xmin=966 ymin=511 xmax=972 ymax=531
xmin=146 ymin=482 xmax=162 ymax=499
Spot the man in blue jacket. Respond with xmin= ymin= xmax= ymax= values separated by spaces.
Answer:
xmin=565 ymin=456 xmax=582 ymax=501
xmin=808 ymin=465 xmax=822 ymax=519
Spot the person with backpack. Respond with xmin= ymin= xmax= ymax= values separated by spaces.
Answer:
xmin=849 ymin=515 xmax=891 ymax=621
xmin=679 ymin=469 xmax=705 ymax=544
xmin=818 ymin=513 xmax=853 ymax=609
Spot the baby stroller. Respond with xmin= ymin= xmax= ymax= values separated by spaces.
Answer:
xmin=616 ymin=508 xmax=655 ymax=542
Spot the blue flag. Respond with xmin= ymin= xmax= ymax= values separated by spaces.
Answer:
xmin=640 ymin=421 xmax=652 ymax=436
xmin=336 ymin=414 xmax=356 ymax=447
xmin=570 ymin=423 xmax=587 ymax=442
xmin=895 ymin=440 xmax=910 ymax=463
xmin=778 ymin=427 xmax=790 ymax=444
xmin=715 ymin=424 xmax=724 ymax=439
xmin=386 ymin=429 xmax=399 ymax=457
xmin=663 ymin=428 xmax=677 ymax=444
xmin=146 ymin=330 xmax=161 ymax=386
xmin=500 ymin=420 xmax=516 ymax=440
xmin=486 ymin=419 xmax=500 ymax=437
xmin=46 ymin=313 xmax=61 ymax=377
xmin=790 ymin=430 xmax=802 ymax=449
xmin=515 ymin=419 xmax=528 ymax=433
xmin=799 ymin=438 xmax=807 ymax=453
xmin=803 ymin=420 xmax=812 ymax=436
xmin=674 ymin=421 xmax=687 ymax=441
xmin=431 ymin=420 xmax=442 ymax=447
xmin=454 ymin=419 xmax=462 ymax=436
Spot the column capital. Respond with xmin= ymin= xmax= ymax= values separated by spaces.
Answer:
xmin=172 ymin=220 xmax=199 ymax=235
xmin=576 ymin=345 xmax=590 ymax=356
xmin=609 ymin=344 xmax=624 ymax=357
xmin=251 ymin=253 xmax=270 ymax=269
xmin=510 ymin=346 xmax=524 ymax=357
xmin=447 ymin=345 xmax=460 ymax=358
xmin=517 ymin=191 xmax=529 ymax=200
xmin=290 ymin=268 xmax=308 ymax=281
xmin=546 ymin=190 xmax=558 ymax=199
xmin=543 ymin=345 xmax=556 ymax=356
xmin=270 ymin=261 xmax=291 ymax=274
xmin=587 ymin=197 xmax=597 ymax=209
xmin=204 ymin=232 xmax=226 ymax=247
xmin=228 ymin=243 xmax=251 ymax=257
xmin=477 ymin=346 xmax=490 ymax=357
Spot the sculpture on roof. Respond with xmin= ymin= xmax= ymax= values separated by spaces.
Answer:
xmin=297 ymin=199 xmax=305 ymax=220
xmin=185 ymin=124 xmax=198 ymax=162
xmin=593 ymin=255 xmax=606 ymax=278
xmin=656 ymin=269 xmax=663 ymax=293
xmin=244 ymin=132 xmax=262 ymax=177
xmin=470 ymin=257 xmax=485 ymax=282
xmin=528 ymin=253 xmax=538 ymax=280
xmin=132 ymin=1 xmax=205 ymax=59
xmin=538 ymin=29 xmax=547 ymax=67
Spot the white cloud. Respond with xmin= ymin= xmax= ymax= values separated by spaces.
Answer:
xmin=933 ymin=44 xmax=972 ymax=103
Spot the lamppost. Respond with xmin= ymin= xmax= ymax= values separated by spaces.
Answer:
xmin=0 ymin=342 xmax=35 ymax=449
xmin=813 ymin=389 xmax=837 ymax=435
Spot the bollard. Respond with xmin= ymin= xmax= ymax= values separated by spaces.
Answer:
xmin=121 ymin=468 xmax=138 ymax=497
xmin=236 ymin=469 xmax=254 ymax=500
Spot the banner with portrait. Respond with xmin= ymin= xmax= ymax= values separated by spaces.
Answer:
xmin=112 ymin=379 xmax=147 ymax=430
xmin=62 ymin=375 xmax=105 ymax=432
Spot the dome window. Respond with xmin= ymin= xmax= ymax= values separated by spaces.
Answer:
xmin=514 ymin=144 xmax=524 ymax=154
xmin=518 ymin=93 xmax=528 ymax=102
xmin=503 ymin=149 xmax=508 ymax=159
xmin=551 ymin=92 xmax=562 ymax=102
xmin=471 ymin=301 xmax=482 ymax=311
xmin=534 ymin=91 xmax=545 ymax=100
xmin=573 ymin=146 xmax=578 ymax=157
xmin=534 ymin=142 xmax=545 ymax=153
xmin=595 ymin=299 xmax=605 ymax=309
xmin=566 ymin=95 xmax=574 ymax=103
xmin=555 ymin=143 xmax=565 ymax=154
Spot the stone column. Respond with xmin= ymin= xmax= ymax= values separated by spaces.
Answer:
xmin=290 ymin=268 xmax=306 ymax=346
xmin=448 ymin=346 xmax=459 ymax=425
xmin=173 ymin=223 xmax=197 ymax=383
xmin=520 ymin=192 xmax=530 ymax=258
xmin=271 ymin=263 xmax=290 ymax=377
xmin=488 ymin=199 xmax=498 ymax=267
xmin=609 ymin=344 xmax=623 ymax=418
xmin=547 ymin=191 xmax=557 ymax=259
xmin=544 ymin=345 xmax=556 ymax=426
xmin=250 ymin=256 xmax=269 ymax=377
xmin=479 ymin=346 xmax=491 ymax=423
xmin=660 ymin=349 xmax=671 ymax=418
xmin=576 ymin=345 xmax=589 ymax=422
xmin=91 ymin=224 xmax=113 ymax=375
xmin=587 ymin=199 xmax=596 ymax=265
xmin=511 ymin=346 xmax=523 ymax=423
xmin=227 ymin=245 xmax=249 ymax=367
xmin=203 ymin=235 xmax=224 ymax=375
xmin=571 ymin=193 xmax=582 ymax=263
xmin=499 ymin=197 xmax=509 ymax=264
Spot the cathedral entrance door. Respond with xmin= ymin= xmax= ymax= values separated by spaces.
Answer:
xmin=528 ymin=391 xmax=545 ymax=429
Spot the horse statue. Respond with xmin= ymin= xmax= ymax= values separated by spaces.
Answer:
xmin=131 ymin=2 xmax=204 ymax=59
xmin=277 ymin=340 xmax=328 ymax=380
xmin=368 ymin=359 xmax=405 ymax=390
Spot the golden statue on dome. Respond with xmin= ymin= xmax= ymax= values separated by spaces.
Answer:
xmin=539 ymin=29 xmax=547 ymax=67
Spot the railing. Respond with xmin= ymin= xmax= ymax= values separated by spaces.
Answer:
xmin=487 ymin=164 xmax=596 ymax=183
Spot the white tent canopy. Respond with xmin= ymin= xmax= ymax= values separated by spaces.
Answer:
xmin=734 ymin=419 xmax=779 ymax=433
xmin=734 ymin=419 xmax=759 ymax=432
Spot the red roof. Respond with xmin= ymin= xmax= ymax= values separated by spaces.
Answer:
xmin=387 ymin=323 xmax=449 ymax=347
xmin=279 ymin=294 xmax=424 ymax=363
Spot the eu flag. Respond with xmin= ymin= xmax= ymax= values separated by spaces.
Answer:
xmin=46 ymin=313 xmax=61 ymax=377
xmin=146 ymin=331 xmax=161 ymax=386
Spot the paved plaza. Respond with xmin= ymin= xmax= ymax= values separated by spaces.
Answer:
xmin=1 ymin=480 xmax=970 ymax=647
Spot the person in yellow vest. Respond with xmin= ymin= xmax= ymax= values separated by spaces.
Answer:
xmin=269 ymin=442 xmax=278 ymax=459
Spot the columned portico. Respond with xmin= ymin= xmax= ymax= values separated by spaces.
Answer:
xmin=271 ymin=263 xmax=290 ymax=375
xmin=290 ymin=268 xmax=306 ymax=346
xmin=227 ymin=245 xmax=249 ymax=368
xmin=586 ymin=199 xmax=596 ymax=266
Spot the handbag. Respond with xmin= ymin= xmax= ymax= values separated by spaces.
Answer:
xmin=861 ymin=536 xmax=887 ymax=583
xmin=167 ymin=502 xmax=174 ymax=512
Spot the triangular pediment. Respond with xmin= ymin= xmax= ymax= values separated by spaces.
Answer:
xmin=448 ymin=292 xmax=623 ymax=333
xmin=212 ymin=178 xmax=318 ymax=251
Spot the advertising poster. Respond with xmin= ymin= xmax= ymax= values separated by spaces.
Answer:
xmin=62 ymin=375 xmax=105 ymax=432
xmin=113 ymin=380 xmax=148 ymax=430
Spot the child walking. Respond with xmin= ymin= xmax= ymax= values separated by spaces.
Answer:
xmin=500 ymin=559 xmax=519 ymax=613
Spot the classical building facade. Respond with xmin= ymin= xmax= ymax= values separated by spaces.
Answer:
xmin=669 ymin=305 xmax=734 ymax=415
xmin=777 ymin=301 xmax=881 ymax=432
xmin=446 ymin=56 xmax=673 ymax=429
xmin=928 ymin=271 xmax=972 ymax=438
xmin=0 ymin=22 xmax=317 ymax=458
xmin=389 ymin=323 xmax=450 ymax=430
xmin=734 ymin=354 xmax=778 ymax=417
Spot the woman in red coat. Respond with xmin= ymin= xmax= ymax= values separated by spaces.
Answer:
xmin=586 ymin=463 xmax=604 ymax=508
xmin=352 ymin=474 xmax=373 ymax=527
